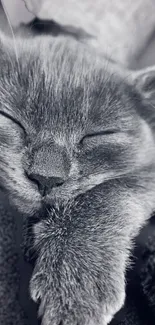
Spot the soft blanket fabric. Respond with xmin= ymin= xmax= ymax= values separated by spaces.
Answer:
xmin=0 ymin=191 xmax=27 ymax=325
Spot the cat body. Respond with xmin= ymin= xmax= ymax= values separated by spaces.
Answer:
xmin=1 ymin=5 xmax=155 ymax=325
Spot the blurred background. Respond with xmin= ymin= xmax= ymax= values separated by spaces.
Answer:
xmin=3 ymin=0 xmax=155 ymax=69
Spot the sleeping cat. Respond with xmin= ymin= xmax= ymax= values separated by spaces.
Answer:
xmin=1 ymin=3 xmax=155 ymax=325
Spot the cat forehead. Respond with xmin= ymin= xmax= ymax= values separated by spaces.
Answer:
xmin=0 ymin=36 xmax=136 ymax=134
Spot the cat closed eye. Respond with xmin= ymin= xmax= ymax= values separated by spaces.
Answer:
xmin=79 ymin=129 xmax=117 ymax=145
xmin=0 ymin=110 xmax=26 ymax=135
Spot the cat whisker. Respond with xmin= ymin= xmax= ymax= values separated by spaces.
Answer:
xmin=0 ymin=84 xmax=12 ymax=97
xmin=1 ymin=0 xmax=20 ymax=74
xmin=1 ymin=37 xmax=15 ymax=71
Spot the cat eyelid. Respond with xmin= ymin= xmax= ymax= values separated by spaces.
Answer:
xmin=0 ymin=110 xmax=26 ymax=134
xmin=80 ymin=129 xmax=118 ymax=142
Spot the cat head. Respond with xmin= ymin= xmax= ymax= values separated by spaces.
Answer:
xmin=0 ymin=32 xmax=154 ymax=215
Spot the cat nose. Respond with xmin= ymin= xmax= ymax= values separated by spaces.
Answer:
xmin=28 ymin=173 xmax=64 ymax=196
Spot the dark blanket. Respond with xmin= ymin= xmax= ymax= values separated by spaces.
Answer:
xmin=111 ymin=218 xmax=155 ymax=325
xmin=0 ymin=192 xmax=27 ymax=325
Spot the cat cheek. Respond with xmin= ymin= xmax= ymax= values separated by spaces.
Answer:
xmin=0 ymin=115 xmax=24 ymax=148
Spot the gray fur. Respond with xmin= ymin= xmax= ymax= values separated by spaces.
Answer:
xmin=1 ymin=26 xmax=155 ymax=325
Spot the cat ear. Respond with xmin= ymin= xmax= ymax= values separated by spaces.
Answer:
xmin=129 ymin=66 xmax=155 ymax=103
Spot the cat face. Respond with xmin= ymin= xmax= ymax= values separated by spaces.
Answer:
xmin=0 ymin=34 xmax=153 ymax=215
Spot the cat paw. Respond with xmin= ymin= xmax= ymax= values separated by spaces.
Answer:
xmin=99 ymin=291 xmax=125 ymax=325
xmin=30 ymin=261 xmax=125 ymax=325
xmin=30 ymin=218 xmax=126 ymax=325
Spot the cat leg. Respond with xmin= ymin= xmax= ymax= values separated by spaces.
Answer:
xmin=29 ymin=171 xmax=155 ymax=325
